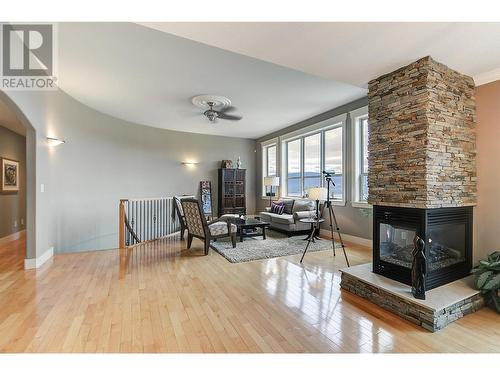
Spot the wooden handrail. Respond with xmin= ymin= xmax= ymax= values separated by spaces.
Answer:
xmin=119 ymin=199 xmax=126 ymax=249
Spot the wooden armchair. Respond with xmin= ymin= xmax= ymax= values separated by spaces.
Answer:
xmin=181 ymin=198 xmax=237 ymax=255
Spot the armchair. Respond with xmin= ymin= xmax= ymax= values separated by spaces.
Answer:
xmin=181 ymin=198 xmax=237 ymax=255
xmin=173 ymin=195 xmax=195 ymax=240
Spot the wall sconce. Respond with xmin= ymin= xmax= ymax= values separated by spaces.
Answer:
xmin=182 ymin=161 xmax=199 ymax=168
xmin=47 ymin=137 xmax=65 ymax=147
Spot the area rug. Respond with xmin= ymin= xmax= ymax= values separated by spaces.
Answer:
xmin=210 ymin=230 xmax=333 ymax=263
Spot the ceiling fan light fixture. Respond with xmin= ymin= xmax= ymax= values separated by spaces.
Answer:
xmin=204 ymin=110 xmax=218 ymax=122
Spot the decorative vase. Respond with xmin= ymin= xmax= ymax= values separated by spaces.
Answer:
xmin=236 ymin=156 xmax=242 ymax=169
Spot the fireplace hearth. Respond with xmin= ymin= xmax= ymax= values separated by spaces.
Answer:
xmin=373 ymin=205 xmax=473 ymax=290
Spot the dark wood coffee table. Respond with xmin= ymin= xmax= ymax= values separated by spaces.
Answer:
xmin=225 ymin=217 xmax=271 ymax=242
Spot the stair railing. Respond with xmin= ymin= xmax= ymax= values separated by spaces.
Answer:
xmin=119 ymin=197 xmax=179 ymax=249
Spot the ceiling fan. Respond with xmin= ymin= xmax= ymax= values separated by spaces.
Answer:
xmin=203 ymin=101 xmax=242 ymax=122
xmin=191 ymin=95 xmax=242 ymax=123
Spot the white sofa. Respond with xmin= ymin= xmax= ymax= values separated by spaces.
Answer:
xmin=258 ymin=198 xmax=318 ymax=236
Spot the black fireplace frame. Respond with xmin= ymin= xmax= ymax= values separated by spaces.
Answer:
xmin=373 ymin=205 xmax=473 ymax=290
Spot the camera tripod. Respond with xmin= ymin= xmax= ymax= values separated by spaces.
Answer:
xmin=300 ymin=171 xmax=350 ymax=267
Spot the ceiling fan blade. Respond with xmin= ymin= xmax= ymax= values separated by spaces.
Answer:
xmin=218 ymin=106 xmax=237 ymax=113
xmin=218 ymin=113 xmax=242 ymax=121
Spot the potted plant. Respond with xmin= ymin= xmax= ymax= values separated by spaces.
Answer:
xmin=472 ymin=251 xmax=500 ymax=313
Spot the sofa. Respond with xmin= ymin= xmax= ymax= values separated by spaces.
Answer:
xmin=258 ymin=198 xmax=318 ymax=236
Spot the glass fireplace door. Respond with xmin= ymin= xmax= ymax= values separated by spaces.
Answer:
xmin=379 ymin=223 xmax=417 ymax=269
xmin=427 ymin=222 xmax=466 ymax=272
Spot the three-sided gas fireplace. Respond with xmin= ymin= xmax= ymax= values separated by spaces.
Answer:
xmin=373 ymin=205 xmax=473 ymax=290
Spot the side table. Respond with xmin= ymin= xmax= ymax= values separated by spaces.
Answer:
xmin=299 ymin=218 xmax=324 ymax=263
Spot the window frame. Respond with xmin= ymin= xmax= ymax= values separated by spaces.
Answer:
xmin=261 ymin=138 xmax=279 ymax=197
xmin=266 ymin=144 xmax=277 ymax=177
xmin=285 ymin=138 xmax=303 ymax=197
xmin=350 ymin=106 xmax=372 ymax=208
xmin=323 ymin=126 xmax=344 ymax=201
xmin=280 ymin=113 xmax=346 ymax=205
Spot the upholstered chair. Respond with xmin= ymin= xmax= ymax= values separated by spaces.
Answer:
xmin=173 ymin=196 xmax=188 ymax=240
xmin=181 ymin=198 xmax=237 ymax=255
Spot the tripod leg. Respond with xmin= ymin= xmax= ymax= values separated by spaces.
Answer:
xmin=328 ymin=205 xmax=336 ymax=256
xmin=330 ymin=207 xmax=350 ymax=267
xmin=300 ymin=224 xmax=315 ymax=263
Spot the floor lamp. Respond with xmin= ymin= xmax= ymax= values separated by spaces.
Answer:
xmin=264 ymin=176 xmax=280 ymax=206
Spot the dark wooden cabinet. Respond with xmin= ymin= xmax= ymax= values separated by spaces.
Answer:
xmin=218 ymin=168 xmax=246 ymax=217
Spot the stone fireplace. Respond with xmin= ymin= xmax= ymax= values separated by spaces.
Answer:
xmin=367 ymin=56 xmax=476 ymax=289
xmin=339 ymin=57 xmax=482 ymax=331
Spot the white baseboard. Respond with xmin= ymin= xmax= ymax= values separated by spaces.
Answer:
xmin=320 ymin=229 xmax=372 ymax=248
xmin=24 ymin=247 xmax=54 ymax=269
xmin=0 ymin=230 xmax=25 ymax=246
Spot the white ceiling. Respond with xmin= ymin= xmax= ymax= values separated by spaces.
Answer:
xmin=0 ymin=99 xmax=26 ymax=136
xmin=140 ymin=22 xmax=500 ymax=87
xmin=57 ymin=22 xmax=500 ymax=140
xmin=57 ymin=23 xmax=366 ymax=139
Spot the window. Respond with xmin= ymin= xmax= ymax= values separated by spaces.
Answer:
xmin=303 ymin=133 xmax=321 ymax=191
xmin=286 ymin=139 xmax=301 ymax=196
xmin=360 ymin=117 xmax=369 ymax=201
xmin=351 ymin=107 xmax=370 ymax=205
xmin=261 ymin=112 xmax=363 ymax=205
xmin=262 ymin=142 xmax=278 ymax=196
xmin=281 ymin=116 xmax=345 ymax=201
xmin=266 ymin=145 xmax=277 ymax=177
xmin=324 ymin=127 xmax=343 ymax=200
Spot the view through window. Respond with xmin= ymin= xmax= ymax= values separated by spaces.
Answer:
xmin=284 ymin=123 xmax=343 ymax=199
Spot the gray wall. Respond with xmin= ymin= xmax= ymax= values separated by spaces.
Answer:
xmin=255 ymin=97 xmax=373 ymax=240
xmin=0 ymin=126 xmax=26 ymax=238
xmin=4 ymin=89 xmax=256 ymax=254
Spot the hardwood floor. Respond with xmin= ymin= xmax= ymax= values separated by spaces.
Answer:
xmin=0 ymin=233 xmax=499 ymax=353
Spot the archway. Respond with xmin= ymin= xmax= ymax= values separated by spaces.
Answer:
xmin=0 ymin=90 xmax=37 ymax=261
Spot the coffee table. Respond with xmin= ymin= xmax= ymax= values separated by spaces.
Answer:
xmin=225 ymin=217 xmax=271 ymax=242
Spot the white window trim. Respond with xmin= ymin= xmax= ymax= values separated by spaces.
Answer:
xmin=261 ymin=137 xmax=279 ymax=198
xmin=350 ymin=106 xmax=372 ymax=208
xmin=280 ymin=113 xmax=347 ymax=205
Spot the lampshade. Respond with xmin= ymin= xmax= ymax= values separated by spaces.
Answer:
xmin=264 ymin=176 xmax=280 ymax=187
xmin=308 ymin=187 xmax=327 ymax=201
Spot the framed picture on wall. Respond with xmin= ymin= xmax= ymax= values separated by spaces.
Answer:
xmin=1 ymin=158 xmax=19 ymax=193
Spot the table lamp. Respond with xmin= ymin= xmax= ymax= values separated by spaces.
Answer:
xmin=308 ymin=187 xmax=327 ymax=219
xmin=264 ymin=176 xmax=280 ymax=206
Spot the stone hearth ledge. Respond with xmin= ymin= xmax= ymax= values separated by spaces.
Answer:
xmin=340 ymin=263 xmax=484 ymax=331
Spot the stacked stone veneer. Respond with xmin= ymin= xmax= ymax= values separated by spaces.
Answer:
xmin=340 ymin=272 xmax=484 ymax=332
xmin=368 ymin=56 xmax=477 ymax=208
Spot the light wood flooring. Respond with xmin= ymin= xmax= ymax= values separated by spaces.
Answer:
xmin=0 ymin=233 xmax=499 ymax=353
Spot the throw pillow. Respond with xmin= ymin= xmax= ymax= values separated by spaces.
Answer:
xmin=281 ymin=199 xmax=295 ymax=214
xmin=292 ymin=199 xmax=315 ymax=213
xmin=271 ymin=201 xmax=285 ymax=215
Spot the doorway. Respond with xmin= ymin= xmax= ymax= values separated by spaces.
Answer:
xmin=0 ymin=103 xmax=27 ymax=269
xmin=0 ymin=92 xmax=36 ymax=268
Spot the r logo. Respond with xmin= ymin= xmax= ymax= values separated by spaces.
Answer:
xmin=2 ymin=24 xmax=53 ymax=76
